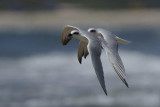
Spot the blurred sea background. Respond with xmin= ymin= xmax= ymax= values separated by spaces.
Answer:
xmin=0 ymin=0 xmax=160 ymax=107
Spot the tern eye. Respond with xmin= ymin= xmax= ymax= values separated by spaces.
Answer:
xmin=72 ymin=31 xmax=79 ymax=35
xmin=88 ymin=28 xmax=96 ymax=33
xmin=71 ymin=30 xmax=80 ymax=35
xmin=90 ymin=29 xmax=96 ymax=32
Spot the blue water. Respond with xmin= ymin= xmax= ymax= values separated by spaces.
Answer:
xmin=0 ymin=27 xmax=159 ymax=57
xmin=0 ymin=26 xmax=160 ymax=107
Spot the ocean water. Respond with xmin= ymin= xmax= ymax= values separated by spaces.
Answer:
xmin=0 ymin=26 xmax=160 ymax=107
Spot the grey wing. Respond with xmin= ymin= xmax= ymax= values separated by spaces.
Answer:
xmin=90 ymin=48 xmax=107 ymax=95
xmin=102 ymin=41 xmax=129 ymax=87
xmin=61 ymin=25 xmax=79 ymax=45
xmin=77 ymin=41 xmax=89 ymax=64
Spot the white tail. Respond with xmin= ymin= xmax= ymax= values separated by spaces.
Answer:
xmin=115 ymin=37 xmax=132 ymax=44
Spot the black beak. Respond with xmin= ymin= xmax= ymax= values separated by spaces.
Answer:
xmin=68 ymin=33 xmax=72 ymax=37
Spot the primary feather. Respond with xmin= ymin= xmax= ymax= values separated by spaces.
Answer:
xmin=96 ymin=29 xmax=129 ymax=87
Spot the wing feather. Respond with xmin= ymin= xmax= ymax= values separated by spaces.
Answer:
xmin=78 ymin=30 xmax=107 ymax=95
xmin=61 ymin=25 xmax=79 ymax=45
xmin=107 ymin=50 xmax=129 ymax=87
xmin=77 ymin=41 xmax=89 ymax=64
xmin=101 ymin=39 xmax=129 ymax=87
xmin=90 ymin=46 xmax=107 ymax=95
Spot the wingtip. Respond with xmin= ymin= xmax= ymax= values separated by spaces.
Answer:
xmin=123 ymin=79 xmax=129 ymax=88
xmin=84 ymin=52 xmax=89 ymax=59
xmin=78 ymin=58 xmax=82 ymax=64
xmin=101 ymin=86 xmax=108 ymax=96
xmin=104 ymin=90 xmax=108 ymax=96
xmin=61 ymin=40 xmax=67 ymax=46
xmin=61 ymin=40 xmax=66 ymax=45
xmin=79 ymin=61 xmax=82 ymax=64
xmin=126 ymin=83 xmax=129 ymax=88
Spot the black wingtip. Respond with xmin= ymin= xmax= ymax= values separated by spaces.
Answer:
xmin=101 ymin=87 xmax=108 ymax=96
xmin=126 ymin=83 xmax=129 ymax=88
xmin=78 ymin=59 xmax=82 ymax=64
xmin=123 ymin=79 xmax=129 ymax=88
xmin=126 ymin=82 xmax=129 ymax=88
xmin=104 ymin=90 xmax=108 ymax=96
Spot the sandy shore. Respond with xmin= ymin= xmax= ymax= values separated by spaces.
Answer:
xmin=0 ymin=8 xmax=160 ymax=29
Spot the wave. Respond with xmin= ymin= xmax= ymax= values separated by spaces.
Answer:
xmin=0 ymin=50 xmax=160 ymax=107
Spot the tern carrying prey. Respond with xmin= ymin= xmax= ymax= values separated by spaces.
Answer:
xmin=61 ymin=25 xmax=131 ymax=95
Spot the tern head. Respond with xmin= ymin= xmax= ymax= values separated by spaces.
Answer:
xmin=88 ymin=28 xmax=97 ymax=33
xmin=69 ymin=30 xmax=80 ymax=37
xmin=88 ymin=28 xmax=104 ymax=39
xmin=69 ymin=30 xmax=88 ymax=42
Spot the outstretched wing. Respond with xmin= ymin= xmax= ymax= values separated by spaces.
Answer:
xmin=102 ymin=40 xmax=129 ymax=87
xmin=96 ymin=29 xmax=129 ymax=87
xmin=61 ymin=25 xmax=79 ymax=45
xmin=78 ymin=30 xmax=107 ymax=95
xmin=89 ymin=43 xmax=107 ymax=95
xmin=77 ymin=41 xmax=89 ymax=64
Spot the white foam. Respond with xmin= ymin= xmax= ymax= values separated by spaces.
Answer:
xmin=6 ymin=50 xmax=159 ymax=76
xmin=0 ymin=51 xmax=160 ymax=107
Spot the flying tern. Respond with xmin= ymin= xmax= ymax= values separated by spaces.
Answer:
xmin=61 ymin=25 xmax=131 ymax=95
xmin=61 ymin=25 xmax=89 ymax=64
xmin=88 ymin=28 xmax=131 ymax=88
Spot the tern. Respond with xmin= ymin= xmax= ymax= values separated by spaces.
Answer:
xmin=61 ymin=25 xmax=131 ymax=95
xmin=61 ymin=25 xmax=89 ymax=64
xmin=87 ymin=28 xmax=131 ymax=88
xmin=61 ymin=25 xmax=131 ymax=64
